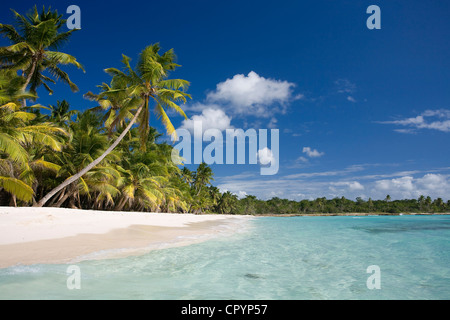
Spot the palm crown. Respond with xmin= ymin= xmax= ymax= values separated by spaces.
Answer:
xmin=0 ymin=5 xmax=84 ymax=96
xmin=102 ymin=43 xmax=190 ymax=145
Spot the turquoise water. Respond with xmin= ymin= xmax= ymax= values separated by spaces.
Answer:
xmin=1 ymin=215 xmax=449 ymax=299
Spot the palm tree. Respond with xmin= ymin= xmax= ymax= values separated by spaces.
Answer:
xmin=367 ymin=197 xmax=373 ymax=212
xmin=314 ymin=197 xmax=326 ymax=212
xmin=418 ymin=195 xmax=425 ymax=211
xmin=45 ymin=110 xmax=120 ymax=208
xmin=180 ymin=167 xmax=194 ymax=186
xmin=84 ymin=80 xmax=140 ymax=137
xmin=217 ymin=191 xmax=238 ymax=214
xmin=34 ymin=44 xmax=190 ymax=207
xmin=48 ymin=100 xmax=78 ymax=128
xmin=425 ymin=196 xmax=432 ymax=212
xmin=114 ymin=150 xmax=166 ymax=212
xmin=0 ymin=99 xmax=66 ymax=204
xmin=209 ymin=186 xmax=222 ymax=209
xmin=433 ymin=197 xmax=444 ymax=212
xmin=106 ymin=44 xmax=190 ymax=143
xmin=0 ymin=6 xmax=84 ymax=98
xmin=193 ymin=162 xmax=214 ymax=196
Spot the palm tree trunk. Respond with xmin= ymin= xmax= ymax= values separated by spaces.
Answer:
xmin=53 ymin=188 xmax=71 ymax=207
xmin=115 ymin=197 xmax=128 ymax=212
xmin=34 ymin=104 xmax=144 ymax=207
xmin=9 ymin=194 xmax=17 ymax=207
xmin=21 ymin=59 xmax=38 ymax=107
xmin=22 ymin=68 xmax=35 ymax=93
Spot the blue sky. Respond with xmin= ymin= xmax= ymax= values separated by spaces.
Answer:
xmin=1 ymin=0 xmax=450 ymax=201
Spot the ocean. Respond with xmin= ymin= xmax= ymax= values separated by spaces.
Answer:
xmin=0 ymin=215 xmax=449 ymax=299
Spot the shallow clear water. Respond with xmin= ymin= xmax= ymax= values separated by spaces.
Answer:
xmin=1 ymin=215 xmax=449 ymax=299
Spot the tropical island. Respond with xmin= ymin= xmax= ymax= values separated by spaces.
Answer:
xmin=0 ymin=6 xmax=449 ymax=217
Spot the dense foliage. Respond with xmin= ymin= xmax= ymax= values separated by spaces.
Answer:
xmin=234 ymin=195 xmax=450 ymax=215
xmin=0 ymin=6 xmax=448 ymax=215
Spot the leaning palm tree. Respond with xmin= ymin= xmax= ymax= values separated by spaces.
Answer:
xmin=34 ymin=44 xmax=190 ymax=207
xmin=0 ymin=6 xmax=84 ymax=99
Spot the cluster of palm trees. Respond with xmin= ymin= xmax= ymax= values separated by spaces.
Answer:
xmin=0 ymin=5 xmax=226 ymax=213
xmin=180 ymin=164 xmax=239 ymax=214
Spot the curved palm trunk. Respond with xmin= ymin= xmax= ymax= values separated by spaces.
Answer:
xmin=21 ymin=59 xmax=38 ymax=107
xmin=22 ymin=63 xmax=36 ymax=93
xmin=34 ymin=104 xmax=144 ymax=207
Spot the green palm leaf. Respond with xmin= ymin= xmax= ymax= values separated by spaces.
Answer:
xmin=0 ymin=176 xmax=34 ymax=202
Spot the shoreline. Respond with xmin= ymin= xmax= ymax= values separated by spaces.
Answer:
xmin=250 ymin=212 xmax=450 ymax=217
xmin=1 ymin=207 xmax=448 ymax=268
xmin=0 ymin=207 xmax=252 ymax=268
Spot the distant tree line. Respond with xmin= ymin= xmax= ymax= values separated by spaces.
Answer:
xmin=232 ymin=194 xmax=450 ymax=215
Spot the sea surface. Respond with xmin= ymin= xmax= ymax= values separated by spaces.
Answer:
xmin=1 ymin=215 xmax=449 ymax=299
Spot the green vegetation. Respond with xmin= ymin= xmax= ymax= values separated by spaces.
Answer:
xmin=234 ymin=195 xmax=450 ymax=215
xmin=0 ymin=6 xmax=448 ymax=215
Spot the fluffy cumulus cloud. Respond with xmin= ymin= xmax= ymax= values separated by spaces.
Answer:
xmin=381 ymin=109 xmax=450 ymax=133
xmin=180 ymin=71 xmax=299 ymax=133
xmin=302 ymin=147 xmax=324 ymax=158
xmin=179 ymin=108 xmax=233 ymax=137
xmin=215 ymin=166 xmax=450 ymax=202
xmin=205 ymin=71 xmax=297 ymax=117
xmin=257 ymin=147 xmax=275 ymax=165
xmin=373 ymin=173 xmax=450 ymax=199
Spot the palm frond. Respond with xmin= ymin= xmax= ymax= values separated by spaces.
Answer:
xmin=154 ymin=103 xmax=177 ymax=140
xmin=45 ymin=51 xmax=84 ymax=71
xmin=0 ymin=133 xmax=29 ymax=165
xmin=0 ymin=176 xmax=34 ymax=202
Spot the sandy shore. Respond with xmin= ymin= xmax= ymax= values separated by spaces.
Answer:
xmin=0 ymin=207 xmax=251 ymax=268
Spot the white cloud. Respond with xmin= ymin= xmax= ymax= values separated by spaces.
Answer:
xmin=381 ymin=109 xmax=450 ymax=133
xmin=394 ymin=129 xmax=417 ymax=134
xmin=257 ymin=147 xmax=275 ymax=165
xmin=375 ymin=176 xmax=414 ymax=192
xmin=417 ymin=173 xmax=448 ymax=191
xmin=206 ymin=71 xmax=297 ymax=117
xmin=335 ymin=79 xmax=356 ymax=93
xmin=179 ymin=108 xmax=233 ymax=137
xmin=347 ymin=181 xmax=365 ymax=191
xmin=183 ymin=102 xmax=223 ymax=112
xmin=216 ymin=166 xmax=450 ymax=202
xmin=267 ymin=117 xmax=278 ymax=128
xmin=422 ymin=109 xmax=450 ymax=118
xmin=373 ymin=174 xmax=450 ymax=199
xmin=302 ymin=146 xmax=324 ymax=158
xmin=347 ymin=96 xmax=356 ymax=103
xmin=235 ymin=190 xmax=248 ymax=199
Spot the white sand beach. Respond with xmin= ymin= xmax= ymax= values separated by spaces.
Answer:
xmin=0 ymin=207 xmax=251 ymax=268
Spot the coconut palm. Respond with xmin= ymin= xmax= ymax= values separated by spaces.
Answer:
xmin=193 ymin=162 xmax=214 ymax=196
xmin=114 ymin=155 xmax=165 ymax=212
xmin=217 ymin=191 xmax=238 ymax=214
xmin=0 ymin=5 xmax=84 ymax=98
xmin=35 ymin=44 xmax=190 ymax=207
xmin=418 ymin=195 xmax=425 ymax=211
xmin=44 ymin=110 xmax=120 ymax=208
xmin=0 ymin=100 xmax=66 ymax=204
xmin=48 ymin=100 xmax=79 ymax=128
xmin=180 ymin=167 xmax=194 ymax=186
xmin=84 ymin=80 xmax=140 ymax=138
